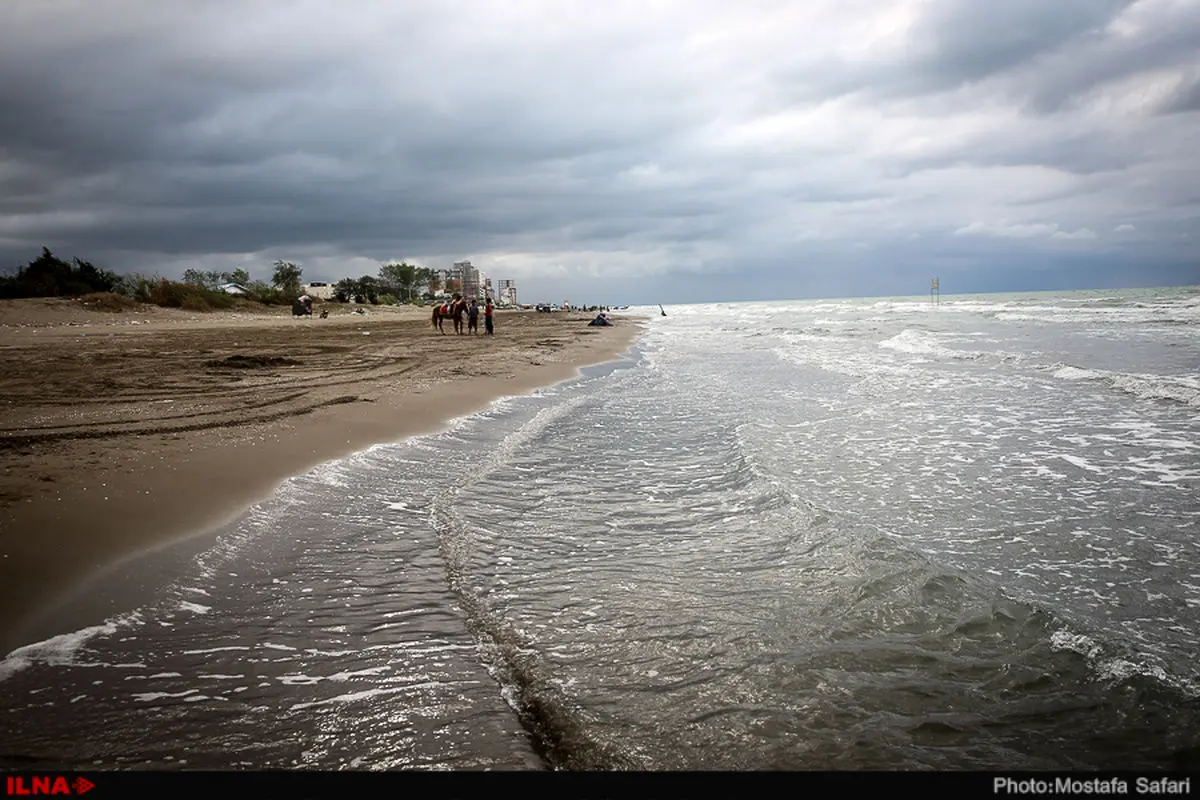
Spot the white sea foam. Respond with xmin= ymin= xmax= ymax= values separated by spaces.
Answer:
xmin=290 ymin=683 xmax=441 ymax=710
xmin=1050 ymin=629 xmax=1195 ymax=695
xmin=878 ymin=329 xmax=984 ymax=360
xmin=1058 ymin=454 xmax=1106 ymax=474
xmin=131 ymin=689 xmax=199 ymax=702
xmin=0 ymin=612 xmax=142 ymax=682
xmin=1050 ymin=364 xmax=1200 ymax=407
xmin=179 ymin=601 xmax=211 ymax=614
xmin=277 ymin=666 xmax=390 ymax=685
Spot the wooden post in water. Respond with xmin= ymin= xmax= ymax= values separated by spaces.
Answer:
xmin=931 ymin=277 xmax=939 ymax=306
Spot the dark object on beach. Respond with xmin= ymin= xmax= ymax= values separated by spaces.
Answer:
xmin=292 ymin=296 xmax=312 ymax=316
xmin=659 ymin=304 xmax=667 ymax=316
xmin=319 ymin=308 xmax=328 ymax=319
xmin=588 ymin=313 xmax=613 ymax=327
xmin=207 ymin=354 xmax=301 ymax=369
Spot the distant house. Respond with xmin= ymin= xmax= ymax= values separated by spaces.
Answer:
xmin=217 ymin=283 xmax=248 ymax=295
xmin=303 ymin=282 xmax=334 ymax=300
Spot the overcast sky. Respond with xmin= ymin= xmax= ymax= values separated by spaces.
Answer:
xmin=2 ymin=0 xmax=1198 ymax=304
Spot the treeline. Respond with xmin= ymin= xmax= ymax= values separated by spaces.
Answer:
xmin=0 ymin=248 xmax=301 ymax=310
xmin=0 ymin=247 xmax=121 ymax=299
xmin=330 ymin=262 xmax=450 ymax=305
xmin=179 ymin=261 xmax=299 ymax=307
xmin=1 ymin=248 xmax=457 ymax=312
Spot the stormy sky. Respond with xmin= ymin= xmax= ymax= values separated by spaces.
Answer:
xmin=1 ymin=0 xmax=1198 ymax=304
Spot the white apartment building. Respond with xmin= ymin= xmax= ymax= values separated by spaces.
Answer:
xmin=497 ymin=279 xmax=517 ymax=307
xmin=302 ymin=282 xmax=334 ymax=300
xmin=454 ymin=260 xmax=482 ymax=300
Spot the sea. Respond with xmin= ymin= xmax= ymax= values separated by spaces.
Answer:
xmin=2 ymin=286 xmax=1199 ymax=771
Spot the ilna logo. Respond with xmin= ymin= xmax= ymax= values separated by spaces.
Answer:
xmin=5 ymin=776 xmax=95 ymax=795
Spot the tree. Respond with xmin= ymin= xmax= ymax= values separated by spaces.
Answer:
xmin=220 ymin=267 xmax=250 ymax=285
xmin=0 ymin=247 xmax=119 ymax=298
xmin=182 ymin=269 xmax=221 ymax=289
xmin=332 ymin=278 xmax=356 ymax=303
xmin=272 ymin=260 xmax=303 ymax=297
xmin=378 ymin=261 xmax=417 ymax=301
xmin=356 ymin=275 xmax=380 ymax=304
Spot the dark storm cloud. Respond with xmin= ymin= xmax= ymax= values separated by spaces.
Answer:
xmin=891 ymin=130 xmax=1145 ymax=177
xmin=891 ymin=0 xmax=1134 ymax=98
xmin=770 ymin=0 xmax=1134 ymax=105
xmin=1 ymin=0 xmax=1197 ymax=302
xmin=1158 ymin=73 xmax=1200 ymax=114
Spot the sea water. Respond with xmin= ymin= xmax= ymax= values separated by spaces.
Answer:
xmin=2 ymin=286 xmax=1199 ymax=770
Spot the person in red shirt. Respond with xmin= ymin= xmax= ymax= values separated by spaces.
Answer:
xmin=484 ymin=297 xmax=494 ymax=335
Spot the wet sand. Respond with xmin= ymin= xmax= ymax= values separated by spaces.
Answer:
xmin=0 ymin=298 xmax=642 ymax=652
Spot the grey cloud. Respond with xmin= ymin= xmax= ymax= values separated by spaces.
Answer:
xmin=890 ymin=131 xmax=1143 ymax=177
xmin=1158 ymin=73 xmax=1200 ymax=114
xmin=1011 ymin=4 xmax=1200 ymax=114
xmin=771 ymin=0 xmax=1133 ymax=105
xmin=1 ymin=0 xmax=1197 ymax=302
xmin=900 ymin=0 xmax=1132 ymax=92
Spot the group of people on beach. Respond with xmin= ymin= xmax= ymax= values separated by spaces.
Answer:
xmin=434 ymin=294 xmax=494 ymax=334
xmin=467 ymin=297 xmax=494 ymax=335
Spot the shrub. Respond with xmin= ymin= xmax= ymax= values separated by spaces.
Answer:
xmin=245 ymin=281 xmax=289 ymax=306
xmin=78 ymin=291 xmax=141 ymax=312
xmin=0 ymin=247 xmax=120 ymax=298
xmin=150 ymin=279 xmax=237 ymax=311
xmin=112 ymin=273 xmax=157 ymax=302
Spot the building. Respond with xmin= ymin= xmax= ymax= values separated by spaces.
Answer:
xmin=455 ymin=260 xmax=481 ymax=300
xmin=483 ymin=276 xmax=493 ymax=300
xmin=303 ymin=282 xmax=333 ymax=300
xmin=441 ymin=264 xmax=463 ymax=295
xmin=497 ymin=279 xmax=517 ymax=307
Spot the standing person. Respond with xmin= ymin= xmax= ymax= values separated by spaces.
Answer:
xmin=467 ymin=298 xmax=480 ymax=335
xmin=484 ymin=297 xmax=494 ymax=335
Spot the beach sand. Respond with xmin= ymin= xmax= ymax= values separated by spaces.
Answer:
xmin=0 ymin=298 xmax=642 ymax=652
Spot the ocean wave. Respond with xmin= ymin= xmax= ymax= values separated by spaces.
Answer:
xmin=0 ymin=611 xmax=145 ymax=682
xmin=878 ymin=329 xmax=985 ymax=360
xmin=1048 ymin=629 xmax=1200 ymax=698
xmin=1048 ymin=364 xmax=1200 ymax=407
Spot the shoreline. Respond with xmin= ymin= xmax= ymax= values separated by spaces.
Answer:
xmin=0 ymin=300 xmax=644 ymax=653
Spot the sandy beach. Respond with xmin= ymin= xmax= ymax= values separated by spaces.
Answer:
xmin=0 ymin=298 xmax=641 ymax=652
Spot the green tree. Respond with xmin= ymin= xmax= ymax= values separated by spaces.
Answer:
xmin=378 ymin=261 xmax=418 ymax=301
xmin=245 ymin=280 xmax=277 ymax=303
xmin=182 ymin=269 xmax=221 ymax=289
xmin=356 ymin=275 xmax=380 ymax=304
xmin=220 ymin=267 xmax=250 ymax=285
xmin=0 ymin=247 xmax=119 ymax=298
xmin=333 ymin=278 xmax=357 ymax=303
xmin=272 ymin=260 xmax=303 ymax=297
